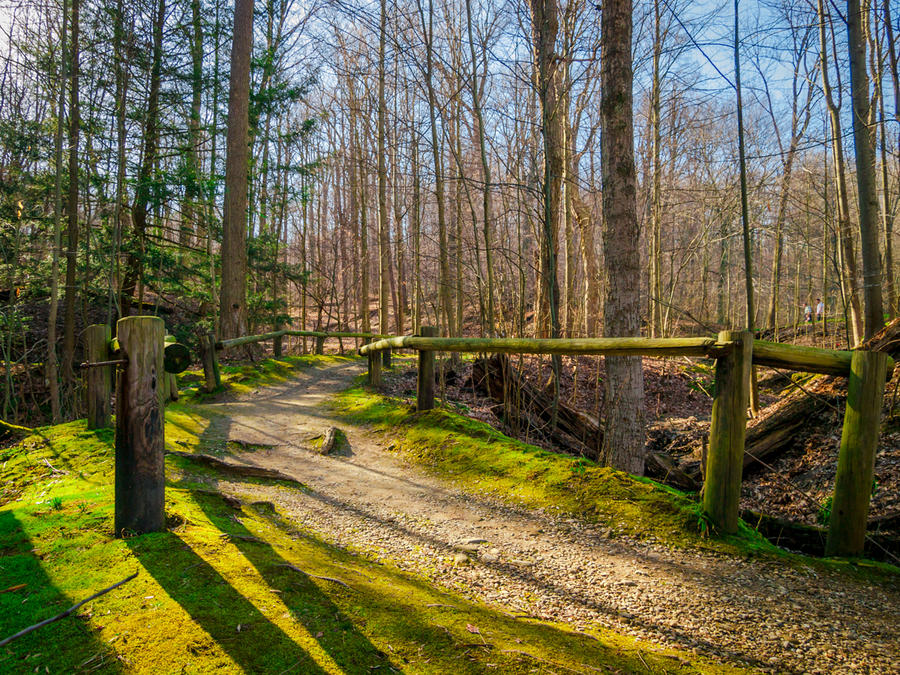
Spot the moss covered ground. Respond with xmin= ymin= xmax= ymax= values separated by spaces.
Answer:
xmin=0 ymin=356 xmax=746 ymax=673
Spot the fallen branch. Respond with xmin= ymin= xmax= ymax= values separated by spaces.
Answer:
xmin=0 ymin=571 xmax=138 ymax=648
xmin=43 ymin=458 xmax=68 ymax=475
xmin=0 ymin=419 xmax=32 ymax=441
xmin=274 ymin=563 xmax=351 ymax=589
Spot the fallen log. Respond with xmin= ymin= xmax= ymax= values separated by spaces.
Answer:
xmin=645 ymin=452 xmax=700 ymax=491
xmin=868 ymin=509 xmax=900 ymax=533
xmin=741 ymin=317 xmax=900 ymax=473
xmin=489 ymin=404 xmax=586 ymax=457
xmin=473 ymin=355 xmax=602 ymax=459
xmin=741 ymin=509 xmax=900 ymax=561
xmin=742 ymin=388 xmax=836 ymax=472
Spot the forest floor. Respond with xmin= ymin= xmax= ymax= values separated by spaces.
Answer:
xmin=166 ymin=359 xmax=899 ymax=672
xmin=2 ymin=356 xmax=899 ymax=673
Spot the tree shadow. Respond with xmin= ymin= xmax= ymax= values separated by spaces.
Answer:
xmin=159 ymin=413 xmax=396 ymax=673
xmin=125 ymin=528 xmax=333 ymax=674
xmin=188 ymin=484 xmax=396 ymax=672
xmin=0 ymin=509 xmax=124 ymax=673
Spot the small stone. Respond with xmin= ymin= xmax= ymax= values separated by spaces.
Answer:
xmin=481 ymin=553 xmax=499 ymax=563
xmin=453 ymin=553 xmax=469 ymax=564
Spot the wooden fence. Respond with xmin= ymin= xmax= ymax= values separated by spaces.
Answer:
xmin=359 ymin=328 xmax=893 ymax=558
xmin=82 ymin=320 xmax=893 ymax=558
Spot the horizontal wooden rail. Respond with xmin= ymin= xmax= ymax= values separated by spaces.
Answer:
xmin=217 ymin=330 xmax=385 ymax=350
xmin=751 ymin=340 xmax=867 ymax=376
xmin=359 ymin=336 xmax=718 ymax=357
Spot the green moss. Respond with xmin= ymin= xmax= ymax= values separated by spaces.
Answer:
xmin=0 ymin=379 xmax=745 ymax=673
xmin=329 ymin=386 xmax=864 ymax=565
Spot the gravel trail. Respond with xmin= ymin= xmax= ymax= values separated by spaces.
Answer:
xmin=200 ymin=360 xmax=900 ymax=674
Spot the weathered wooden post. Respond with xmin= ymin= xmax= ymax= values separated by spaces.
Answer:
xmin=199 ymin=331 xmax=221 ymax=393
xmin=114 ymin=316 xmax=166 ymax=536
xmin=315 ymin=334 xmax=325 ymax=355
xmin=417 ymin=326 xmax=436 ymax=411
xmin=703 ymin=330 xmax=752 ymax=534
xmin=273 ymin=330 xmax=283 ymax=357
xmin=382 ymin=343 xmax=391 ymax=369
xmin=368 ymin=341 xmax=382 ymax=387
xmin=825 ymin=350 xmax=889 ymax=557
xmin=85 ymin=324 xmax=112 ymax=429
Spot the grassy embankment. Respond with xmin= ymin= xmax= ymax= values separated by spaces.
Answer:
xmin=0 ymin=355 xmax=742 ymax=674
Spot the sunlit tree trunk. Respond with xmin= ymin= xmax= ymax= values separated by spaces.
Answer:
xmin=219 ymin=0 xmax=254 ymax=339
xmin=600 ymin=0 xmax=645 ymax=474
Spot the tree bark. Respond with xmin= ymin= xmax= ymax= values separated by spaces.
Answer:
xmin=61 ymin=0 xmax=80 ymax=395
xmin=219 ymin=0 xmax=254 ymax=339
xmin=600 ymin=0 xmax=645 ymax=474
xmin=847 ymin=0 xmax=884 ymax=340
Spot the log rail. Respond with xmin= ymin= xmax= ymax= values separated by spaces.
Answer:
xmin=360 ymin=329 xmax=893 ymax=558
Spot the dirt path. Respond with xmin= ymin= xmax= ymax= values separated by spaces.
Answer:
xmin=201 ymin=360 xmax=900 ymax=674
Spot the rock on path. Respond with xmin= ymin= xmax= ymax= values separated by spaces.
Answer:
xmin=202 ymin=360 xmax=900 ymax=674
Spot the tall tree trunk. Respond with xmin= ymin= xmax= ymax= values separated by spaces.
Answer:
xmin=219 ymin=0 xmax=254 ymax=339
xmin=127 ymin=0 xmax=164 ymax=321
xmin=111 ymin=0 xmax=128 ymax=323
xmin=465 ymin=0 xmax=495 ymax=333
xmin=418 ymin=0 xmax=454 ymax=335
xmin=847 ymin=0 xmax=884 ymax=339
xmin=818 ymin=0 xmax=864 ymax=345
xmin=649 ymin=0 xmax=663 ymax=338
xmin=47 ymin=0 xmax=68 ymax=423
xmin=600 ymin=0 xmax=645 ymax=474
xmin=531 ymin=0 xmax=563 ymax=424
xmin=61 ymin=0 xmax=80 ymax=394
xmin=377 ymin=0 xmax=390 ymax=340
xmin=183 ymin=0 xmax=204 ymax=253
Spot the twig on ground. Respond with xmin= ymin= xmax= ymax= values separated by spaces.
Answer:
xmin=0 ymin=571 xmax=138 ymax=648
xmin=43 ymin=458 xmax=68 ymax=474
xmin=274 ymin=563 xmax=351 ymax=588
xmin=500 ymin=649 xmax=602 ymax=673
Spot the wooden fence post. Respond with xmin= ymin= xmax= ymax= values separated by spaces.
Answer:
xmin=382 ymin=345 xmax=391 ymax=369
xmin=200 ymin=331 xmax=221 ymax=393
xmin=114 ymin=316 xmax=166 ymax=536
xmin=273 ymin=331 xmax=283 ymax=357
xmin=825 ymin=350 xmax=888 ymax=557
xmin=167 ymin=373 xmax=179 ymax=402
xmin=85 ymin=324 xmax=112 ymax=429
xmin=369 ymin=341 xmax=382 ymax=387
xmin=703 ymin=330 xmax=752 ymax=534
xmin=417 ymin=326 xmax=436 ymax=411
xmin=315 ymin=335 xmax=325 ymax=355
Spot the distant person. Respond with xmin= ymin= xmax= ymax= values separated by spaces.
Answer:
xmin=816 ymin=298 xmax=824 ymax=322
xmin=804 ymin=303 xmax=812 ymax=323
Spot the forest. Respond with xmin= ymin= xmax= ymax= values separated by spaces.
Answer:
xmin=1 ymin=0 xmax=900 ymax=671
xmin=0 ymin=0 xmax=894 ymax=423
